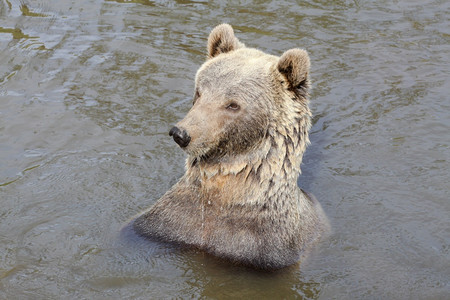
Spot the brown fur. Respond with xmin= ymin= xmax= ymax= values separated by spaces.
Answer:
xmin=131 ymin=24 xmax=327 ymax=270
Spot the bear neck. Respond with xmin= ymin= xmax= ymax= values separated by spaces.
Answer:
xmin=185 ymin=113 xmax=311 ymax=207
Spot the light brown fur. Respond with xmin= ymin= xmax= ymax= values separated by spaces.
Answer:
xmin=131 ymin=24 xmax=327 ymax=270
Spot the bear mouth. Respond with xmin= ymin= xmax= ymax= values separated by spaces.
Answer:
xmin=189 ymin=153 xmax=218 ymax=168
xmin=196 ymin=148 xmax=226 ymax=164
xmin=187 ymin=140 xmax=228 ymax=166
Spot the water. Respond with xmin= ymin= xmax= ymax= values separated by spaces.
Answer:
xmin=1 ymin=0 xmax=449 ymax=298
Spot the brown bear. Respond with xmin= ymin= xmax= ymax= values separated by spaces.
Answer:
xmin=131 ymin=24 xmax=327 ymax=270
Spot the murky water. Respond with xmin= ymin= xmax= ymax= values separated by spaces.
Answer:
xmin=1 ymin=0 xmax=449 ymax=298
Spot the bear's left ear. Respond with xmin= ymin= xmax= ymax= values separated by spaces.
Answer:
xmin=277 ymin=49 xmax=310 ymax=89
xmin=207 ymin=24 xmax=244 ymax=59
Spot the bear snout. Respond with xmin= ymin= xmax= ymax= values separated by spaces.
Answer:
xmin=169 ymin=126 xmax=191 ymax=148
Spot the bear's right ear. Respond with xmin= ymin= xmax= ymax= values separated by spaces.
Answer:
xmin=207 ymin=24 xmax=244 ymax=59
xmin=277 ymin=49 xmax=310 ymax=89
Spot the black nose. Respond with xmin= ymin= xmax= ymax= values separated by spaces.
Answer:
xmin=169 ymin=126 xmax=191 ymax=148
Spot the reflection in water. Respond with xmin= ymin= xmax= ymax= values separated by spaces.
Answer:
xmin=0 ymin=25 xmax=49 ymax=50
xmin=106 ymin=0 xmax=156 ymax=6
xmin=0 ymin=0 xmax=449 ymax=298
xmin=118 ymin=223 xmax=321 ymax=298
xmin=195 ymin=261 xmax=321 ymax=299
xmin=20 ymin=4 xmax=48 ymax=17
xmin=0 ymin=26 xmax=35 ymax=39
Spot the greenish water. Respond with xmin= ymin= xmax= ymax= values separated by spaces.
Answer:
xmin=0 ymin=0 xmax=449 ymax=298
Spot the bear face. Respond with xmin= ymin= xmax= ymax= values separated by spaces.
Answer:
xmin=177 ymin=49 xmax=272 ymax=161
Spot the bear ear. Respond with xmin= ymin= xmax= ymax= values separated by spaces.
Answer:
xmin=207 ymin=24 xmax=244 ymax=59
xmin=277 ymin=49 xmax=310 ymax=89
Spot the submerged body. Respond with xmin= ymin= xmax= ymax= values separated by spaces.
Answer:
xmin=132 ymin=24 xmax=327 ymax=270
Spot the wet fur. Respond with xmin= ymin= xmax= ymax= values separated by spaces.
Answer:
xmin=131 ymin=24 xmax=327 ymax=270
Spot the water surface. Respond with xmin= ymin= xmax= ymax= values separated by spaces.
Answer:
xmin=0 ymin=0 xmax=449 ymax=298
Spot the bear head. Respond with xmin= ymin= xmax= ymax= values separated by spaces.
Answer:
xmin=170 ymin=24 xmax=311 ymax=167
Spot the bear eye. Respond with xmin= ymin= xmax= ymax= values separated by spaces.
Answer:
xmin=226 ymin=102 xmax=240 ymax=111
